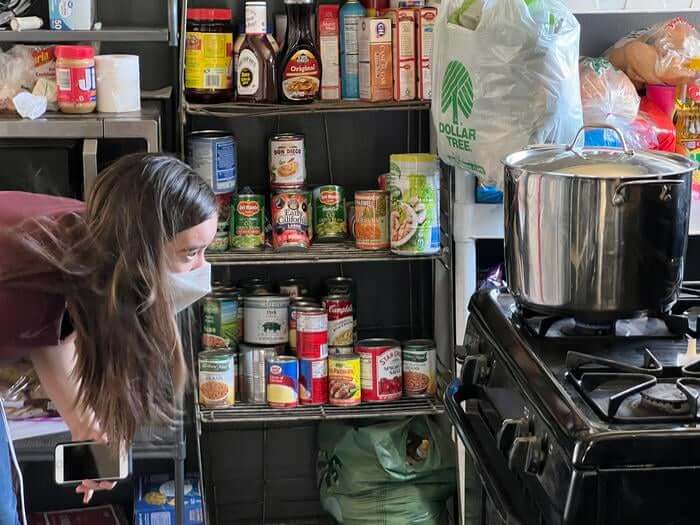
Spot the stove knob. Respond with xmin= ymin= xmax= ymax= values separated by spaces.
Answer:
xmin=508 ymin=435 xmax=547 ymax=475
xmin=496 ymin=418 xmax=528 ymax=456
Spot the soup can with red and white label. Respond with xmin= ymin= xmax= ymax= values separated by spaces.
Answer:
xmin=297 ymin=307 xmax=328 ymax=360
xmin=288 ymin=302 xmax=319 ymax=354
xmin=357 ymin=338 xmax=403 ymax=402
xmin=323 ymin=294 xmax=354 ymax=347
xmin=299 ymin=358 xmax=328 ymax=405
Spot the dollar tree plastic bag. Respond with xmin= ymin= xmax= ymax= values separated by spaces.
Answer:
xmin=432 ymin=0 xmax=582 ymax=189
xmin=318 ymin=416 xmax=456 ymax=524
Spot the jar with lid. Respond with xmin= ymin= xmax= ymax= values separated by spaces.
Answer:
xmin=185 ymin=8 xmax=234 ymax=103
xmin=235 ymin=2 xmax=278 ymax=103
xmin=55 ymin=45 xmax=96 ymax=114
xmin=278 ymin=0 xmax=322 ymax=104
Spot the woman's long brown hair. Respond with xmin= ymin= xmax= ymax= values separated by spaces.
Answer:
xmin=3 ymin=154 xmax=216 ymax=446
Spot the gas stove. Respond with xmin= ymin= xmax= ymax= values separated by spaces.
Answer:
xmin=446 ymin=287 xmax=700 ymax=525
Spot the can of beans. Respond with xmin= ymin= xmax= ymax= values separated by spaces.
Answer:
xmin=271 ymin=189 xmax=311 ymax=251
xmin=313 ymin=185 xmax=347 ymax=242
xmin=289 ymin=303 xmax=320 ymax=354
xmin=270 ymin=133 xmax=306 ymax=189
xmin=266 ymin=356 xmax=299 ymax=408
xmin=354 ymin=190 xmax=389 ymax=250
xmin=299 ymin=358 xmax=328 ymax=405
xmin=328 ymin=353 xmax=361 ymax=406
xmin=402 ymin=339 xmax=437 ymax=397
xmin=357 ymin=338 xmax=403 ymax=402
xmin=198 ymin=349 xmax=236 ymax=408
xmin=323 ymin=295 xmax=354 ymax=347
xmin=279 ymin=278 xmax=309 ymax=298
xmin=297 ymin=307 xmax=328 ymax=360
xmin=231 ymin=193 xmax=265 ymax=250
xmin=239 ymin=343 xmax=280 ymax=404
xmin=187 ymin=131 xmax=237 ymax=195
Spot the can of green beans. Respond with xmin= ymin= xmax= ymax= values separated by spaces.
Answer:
xmin=313 ymin=185 xmax=347 ymax=242
xmin=230 ymin=193 xmax=265 ymax=250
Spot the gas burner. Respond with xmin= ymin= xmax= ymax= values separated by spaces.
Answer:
xmin=566 ymin=348 xmax=663 ymax=376
xmin=561 ymin=319 xmax=616 ymax=337
xmin=639 ymin=383 xmax=690 ymax=414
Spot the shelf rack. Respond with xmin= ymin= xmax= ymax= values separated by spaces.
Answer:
xmin=0 ymin=27 xmax=169 ymax=43
xmin=199 ymin=397 xmax=444 ymax=424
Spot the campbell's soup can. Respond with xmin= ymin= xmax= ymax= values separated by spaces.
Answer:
xmin=357 ymin=338 xmax=403 ymax=402
xmin=266 ymin=356 xmax=299 ymax=408
xmin=299 ymin=358 xmax=328 ymax=405
xmin=269 ymin=133 xmax=306 ymax=189
xmin=289 ymin=303 xmax=320 ymax=353
xmin=328 ymin=353 xmax=361 ymax=406
xmin=271 ymin=189 xmax=311 ymax=251
xmin=297 ymin=307 xmax=329 ymax=360
xmin=323 ymin=295 xmax=354 ymax=347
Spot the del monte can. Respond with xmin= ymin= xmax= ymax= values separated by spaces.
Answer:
xmin=231 ymin=193 xmax=265 ymax=250
xmin=313 ymin=185 xmax=347 ymax=241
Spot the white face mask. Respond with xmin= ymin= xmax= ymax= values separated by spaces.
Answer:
xmin=168 ymin=262 xmax=212 ymax=312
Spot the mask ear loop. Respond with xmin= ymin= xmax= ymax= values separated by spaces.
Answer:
xmin=0 ymin=399 xmax=27 ymax=525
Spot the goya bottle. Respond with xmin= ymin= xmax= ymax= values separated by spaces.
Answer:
xmin=339 ymin=0 xmax=365 ymax=100
xmin=278 ymin=0 xmax=322 ymax=104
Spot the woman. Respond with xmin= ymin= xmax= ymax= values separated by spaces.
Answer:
xmin=0 ymin=153 xmax=218 ymax=522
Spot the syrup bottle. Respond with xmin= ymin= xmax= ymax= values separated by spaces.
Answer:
xmin=236 ymin=1 xmax=278 ymax=103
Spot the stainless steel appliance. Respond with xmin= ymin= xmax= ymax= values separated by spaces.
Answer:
xmin=0 ymin=104 xmax=161 ymax=200
xmin=503 ymin=126 xmax=698 ymax=320
xmin=447 ymin=287 xmax=700 ymax=525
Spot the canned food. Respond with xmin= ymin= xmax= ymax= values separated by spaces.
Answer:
xmin=328 ymin=353 xmax=361 ymax=406
xmin=202 ymin=292 xmax=241 ymax=349
xmin=346 ymin=201 xmax=356 ymax=240
xmin=208 ymin=192 xmax=233 ymax=252
xmin=329 ymin=346 xmax=355 ymax=355
xmin=325 ymin=276 xmax=355 ymax=298
xmin=244 ymin=295 xmax=290 ymax=344
xmin=289 ymin=304 xmax=321 ymax=354
xmin=187 ymin=131 xmax=237 ymax=194
xmin=402 ymin=339 xmax=437 ymax=397
xmin=297 ymin=307 xmax=328 ymax=359
xmin=239 ymin=343 xmax=280 ymax=404
xmin=270 ymin=133 xmax=306 ymax=189
xmin=388 ymin=154 xmax=441 ymax=255
xmin=313 ymin=185 xmax=347 ymax=241
xmin=279 ymin=278 xmax=309 ymax=298
xmin=357 ymin=338 xmax=403 ymax=402
xmin=231 ymin=193 xmax=265 ymax=250
xmin=323 ymin=295 xmax=353 ymax=347
xmin=241 ymin=278 xmax=272 ymax=296
xmin=199 ymin=349 xmax=236 ymax=408
xmin=354 ymin=190 xmax=389 ymax=250
xmin=271 ymin=189 xmax=311 ymax=251
xmin=266 ymin=356 xmax=299 ymax=408
xmin=299 ymin=358 xmax=328 ymax=405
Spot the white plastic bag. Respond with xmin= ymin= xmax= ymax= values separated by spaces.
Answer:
xmin=431 ymin=0 xmax=583 ymax=189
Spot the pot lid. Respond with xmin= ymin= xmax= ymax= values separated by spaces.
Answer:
xmin=503 ymin=125 xmax=698 ymax=179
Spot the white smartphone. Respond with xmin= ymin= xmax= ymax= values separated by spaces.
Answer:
xmin=54 ymin=441 xmax=130 ymax=485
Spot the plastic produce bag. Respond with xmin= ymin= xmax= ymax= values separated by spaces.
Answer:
xmin=580 ymin=57 xmax=640 ymax=125
xmin=432 ymin=0 xmax=582 ymax=190
xmin=0 ymin=45 xmax=36 ymax=112
xmin=318 ymin=416 xmax=456 ymax=524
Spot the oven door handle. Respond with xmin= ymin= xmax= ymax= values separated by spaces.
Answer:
xmin=446 ymin=379 xmax=536 ymax=525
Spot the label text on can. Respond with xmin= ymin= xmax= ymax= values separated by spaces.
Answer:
xmin=299 ymin=358 xmax=328 ymax=405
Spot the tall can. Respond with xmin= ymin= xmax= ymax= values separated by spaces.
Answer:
xmin=239 ymin=343 xmax=280 ymax=404
xmin=325 ymin=276 xmax=357 ymax=333
xmin=269 ymin=134 xmax=307 ymax=189
xmin=230 ymin=193 xmax=265 ymax=250
xmin=354 ymin=190 xmax=389 ymax=250
xmin=202 ymin=292 xmax=241 ymax=350
xmin=266 ymin=356 xmax=299 ymax=408
xmin=271 ymin=189 xmax=311 ymax=251
xmin=296 ymin=307 xmax=329 ymax=360
xmin=313 ymin=185 xmax=347 ymax=241
xmin=299 ymin=358 xmax=329 ymax=405
xmin=289 ymin=302 xmax=321 ymax=354
xmin=339 ymin=0 xmax=366 ymax=100
xmin=323 ymin=294 xmax=354 ymax=347
xmin=187 ymin=131 xmax=237 ymax=195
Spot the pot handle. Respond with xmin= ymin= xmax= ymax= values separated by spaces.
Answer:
xmin=566 ymin=124 xmax=634 ymax=157
xmin=612 ymin=179 xmax=685 ymax=205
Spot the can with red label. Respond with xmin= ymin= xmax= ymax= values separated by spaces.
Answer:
xmin=289 ymin=303 xmax=320 ymax=354
xmin=299 ymin=358 xmax=328 ymax=405
xmin=357 ymin=338 xmax=403 ymax=402
xmin=271 ymin=189 xmax=311 ymax=251
xmin=323 ymin=295 xmax=354 ymax=347
xmin=297 ymin=307 xmax=329 ymax=359
xmin=266 ymin=356 xmax=299 ymax=408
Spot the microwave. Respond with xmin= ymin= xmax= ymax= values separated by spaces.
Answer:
xmin=0 ymin=103 xmax=161 ymax=200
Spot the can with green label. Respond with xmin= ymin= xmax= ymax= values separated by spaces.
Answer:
xmin=230 ymin=193 xmax=265 ymax=250
xmin=313 ymin=185 xmax=347 ymax=242
xmin=202 ymin=292 xmax=242 ymax=350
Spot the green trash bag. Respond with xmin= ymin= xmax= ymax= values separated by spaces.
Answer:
xmin=317 ymin=416 xmax=456 ymax=525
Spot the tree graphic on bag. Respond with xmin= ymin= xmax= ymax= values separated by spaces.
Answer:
xmin=440 ymin=61 xmax=473 ymax=125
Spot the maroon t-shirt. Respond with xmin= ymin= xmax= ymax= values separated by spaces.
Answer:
xmin=0 ymin=191 xmax=85 ymax=359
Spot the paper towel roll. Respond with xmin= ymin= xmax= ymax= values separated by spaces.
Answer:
xmin=95 ymin=55 xmax=141 ymax=113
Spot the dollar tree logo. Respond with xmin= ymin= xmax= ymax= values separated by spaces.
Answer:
xmin=441 ymin=61 xmax=473 ymax=125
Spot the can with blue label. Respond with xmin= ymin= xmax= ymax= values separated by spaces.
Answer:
xmin=187 ymin=131 xmax=237 ymax=195
xmin=266 ymin=356 xmax=299 ymax=408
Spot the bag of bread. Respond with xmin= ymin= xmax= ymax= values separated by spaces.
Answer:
xmin=580 ymin=57 xmax=640 ymax=124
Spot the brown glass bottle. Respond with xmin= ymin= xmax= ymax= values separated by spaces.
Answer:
xmin=236 ymin=2 xmax=278 ymax=103
xmin=278 ymin=0 xmax=321 ymax=104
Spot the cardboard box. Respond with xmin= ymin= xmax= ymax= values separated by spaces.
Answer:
xmin=29 ymin=505 xmax=127 ymax=525
xmin=134 ymin=475 xmax=204 ymax=525
xmin=318 ymin=5 xmax=341 ymax=100
xmin=416 ymin=7 xmax=437 ymax=100
xmin=359 ymin=17 xmax=393 ymax=102
xmin=381 ymin=8 xmax=416 ymax=101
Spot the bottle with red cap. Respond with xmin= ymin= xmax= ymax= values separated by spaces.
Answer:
xmin=55 ymin=45 xmax=96 ymax=114
xmin=185 ymin=8 xmax=235 ymax=103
